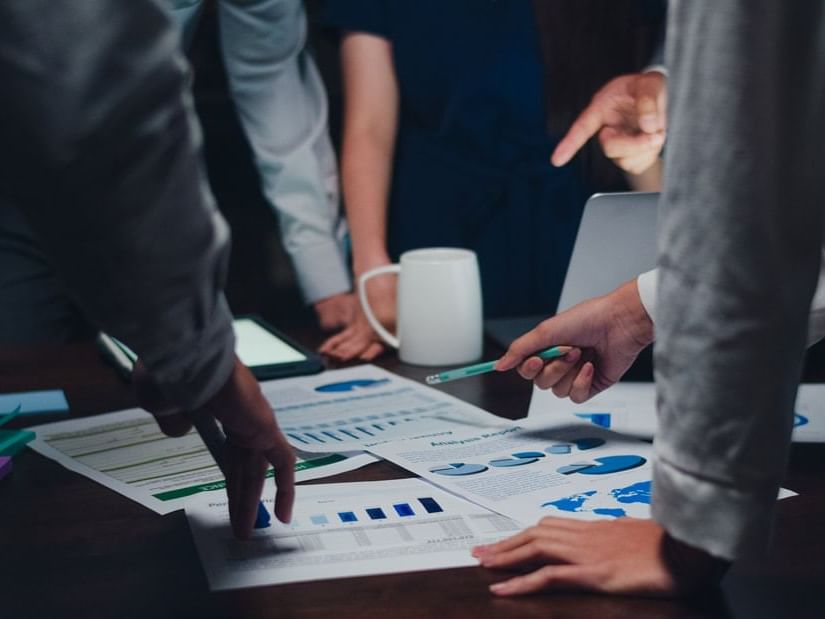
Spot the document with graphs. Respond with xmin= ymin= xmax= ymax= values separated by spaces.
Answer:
xmin=186 ymin=478 xmax=520 ymax=590
xmin=261 ymin=365 xmax=505 ymax=453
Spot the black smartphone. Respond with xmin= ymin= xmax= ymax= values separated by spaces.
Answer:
xmin=98 ymin=315 xmax=323 ymax=382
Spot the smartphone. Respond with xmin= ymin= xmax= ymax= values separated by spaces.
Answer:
xmin=98 ymin=315 xmax=323 ymax=382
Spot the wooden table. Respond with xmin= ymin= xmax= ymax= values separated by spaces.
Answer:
xmin=2 ymin=336 xmax=824 ymax=618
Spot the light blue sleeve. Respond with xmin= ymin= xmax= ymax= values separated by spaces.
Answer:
xmin=169 ymin=0 xmax=352 ymax=304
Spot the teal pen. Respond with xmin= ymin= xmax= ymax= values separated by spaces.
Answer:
xmin=425 ymin=346 xmax=570 ymax=385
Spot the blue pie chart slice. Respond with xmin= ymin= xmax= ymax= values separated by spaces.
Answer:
xmin=794 ymin=412 xmax=809 ymax=428
xmin=430 ymin=463 xmax=488 ymax=476
xmin=489 ymin=457 xmax=539 ymax=467
xmin=315 ymin=378 xmax=390 ymax=393
xmin=512 ymin=451 xmax=545 ymax=459
xmin=547 ymin=444 xmax=572 ymax=455
xmin=574 ymin=437 xmax=606 ymax=451
xmin=576 ymin=455 xmax=646 ymax=475
xmin=557 ymin=462 xmax=595 ymax=475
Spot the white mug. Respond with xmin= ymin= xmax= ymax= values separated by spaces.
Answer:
xmin=358 ymin=248 xmax=483 ymax=366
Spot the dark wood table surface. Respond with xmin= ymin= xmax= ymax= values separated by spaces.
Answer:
xmin=2 ymin=334 xmax=825 ymax=619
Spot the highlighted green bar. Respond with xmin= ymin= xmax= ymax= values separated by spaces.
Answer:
xmin=152 ymin=453 xmax=347 ymax=501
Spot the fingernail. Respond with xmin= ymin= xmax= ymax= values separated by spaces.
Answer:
xmin=563 ymin=348 xmax=580 ymax=362
xmin=490 ymin=582 xmax=511 ymax=594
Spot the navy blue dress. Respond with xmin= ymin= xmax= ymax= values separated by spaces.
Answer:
xmin=326 ymin=0 xmax=594 ymax=317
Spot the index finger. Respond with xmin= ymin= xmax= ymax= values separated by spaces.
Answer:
xmin=551 ymin=101 xmax=607 ymax=167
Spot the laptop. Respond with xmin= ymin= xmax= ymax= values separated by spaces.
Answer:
xmin=484 ymin=191 xmax=659 ymax=355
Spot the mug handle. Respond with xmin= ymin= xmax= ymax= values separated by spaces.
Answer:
xmin=358 ymin=264 xmax=402 ymax=349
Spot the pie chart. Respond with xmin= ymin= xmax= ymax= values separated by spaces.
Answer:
xmin=557 ymin=455 xmax=646 ymax=476
xmin=430 ymin=463 xmax=488 ymax=476
xmin=574 ymin=437 xmax=606 ymax=451
xmin=489 ymin=451 xmax=545 ymax=467
xmin=315 ymin=378 xmax=391 ymax=393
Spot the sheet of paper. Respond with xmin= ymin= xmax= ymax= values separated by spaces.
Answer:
xmin=26 ymin=409 xmax=377 ymax=514
xmin=0 ymin=389 xmax=69 ymax=416
xmin=528 ymin=383 xmax=658 ymax=437
xmin=528 ymin=382 xmax=825 ymax=442
xmin=369 ymin=422 xmax=656 ymax=525
xmin=261 ymin=365 xmax=506 ymax=453
xmin=186 ymin=478 xmax=521 ymax=590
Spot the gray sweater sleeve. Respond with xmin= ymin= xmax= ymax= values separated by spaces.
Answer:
xmin=0 ymin=0 xmax=235 ymax=410
xmin=653 ymin=1 xmax=825 ymax=559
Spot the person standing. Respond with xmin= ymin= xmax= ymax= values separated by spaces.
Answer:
xmin=0 ymin=0 xmax=295 ymax=538
xmin=476 ymin=0 xmax=825 ymax=596
xmin=167 ymin=0 xmax=354 ymax=331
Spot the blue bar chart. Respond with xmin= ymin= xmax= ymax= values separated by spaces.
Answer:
xmin=305 ymin=496 xmax=446 ymax=527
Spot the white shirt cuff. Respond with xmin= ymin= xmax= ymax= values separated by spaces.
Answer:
xmin=290 ymin=239 xmax=352 ymax=304
xmin=636 ymin=269 xmax=658 ymax=325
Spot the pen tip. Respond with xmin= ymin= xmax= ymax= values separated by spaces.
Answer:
xmin=424 ymin=375 xmax=441 ymax=385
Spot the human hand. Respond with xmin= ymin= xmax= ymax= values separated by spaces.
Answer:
xmin=133 ymin=356 xmax=296 ymax=539
xmin=496 ymin=280 xmax=654 ymax=402
xmin=314 ymin=292 xmax=357 ymax=332
xmin=552 ymin=71 xmax=667 ymax=176
xmin=473 ymin=518 xmax=728 ymax=596
xmin=318 ymin=271 xmax=396 ymax=361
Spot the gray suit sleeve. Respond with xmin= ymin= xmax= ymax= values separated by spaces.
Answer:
xmin=0 ymin=0 xmax=235 ymax=410
xmin=653 ymin=1 xmax=825 ymax=559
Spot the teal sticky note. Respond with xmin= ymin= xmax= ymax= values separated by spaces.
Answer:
xmin=0 ymin=390 xmax=69 ymax=416
xmin=0 ymin=429 xmax=36 ymax=457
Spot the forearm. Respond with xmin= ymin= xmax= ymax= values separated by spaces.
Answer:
xmin=339 ymin=32 xmax=398 ymax=276
xmin=342 ymin=130 xmax=396 ymax=274
xmin=0 ymin=0 xmax=235 ymax=409
xmin=653 ymin=0 xmax=825 ymax=559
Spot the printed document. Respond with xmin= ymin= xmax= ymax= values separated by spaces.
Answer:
xmin=529 ymin=382 xmax=825 ymax=442
xmin=369 ymin=422 xmax=655 ymax=525
xmin=261 ymin=365 xmax=505 ymax=452
xmin=27 ymin=408 xmax=376 ymax=514
xmin=186 ymin=478 xmax=520 ymax=590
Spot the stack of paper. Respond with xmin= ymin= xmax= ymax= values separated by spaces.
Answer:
xmin=26 ymin=364 xmax=803 ymax=591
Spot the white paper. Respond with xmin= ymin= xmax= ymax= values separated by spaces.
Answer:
xmin=262 ymin=365 xmax=506 ymax=452
xmin=369 ymin=421 xmax=656 ymax=526
xmin=185 ymin=478 xmax=521 ymax=590
xmin=791 ymin=385 xmax=825 ymax=442
xmin=528 ymin=383 xmax=658 ymax=437
xmin=528 ymin=382 xmax=825 ymax=442
xmin=27 ymin=408 xmax=377 ymax=514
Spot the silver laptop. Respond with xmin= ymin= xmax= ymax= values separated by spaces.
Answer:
xmin=485 ymin=191 xmax=659 ymax=347
xmin=556 ymin=191 xmax=658 ymax=312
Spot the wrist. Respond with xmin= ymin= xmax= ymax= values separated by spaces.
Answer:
xmin=353 ymin=251 xmax=392 ymax=277
xmin=613 ymin=279 xmax=655 ymax=348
